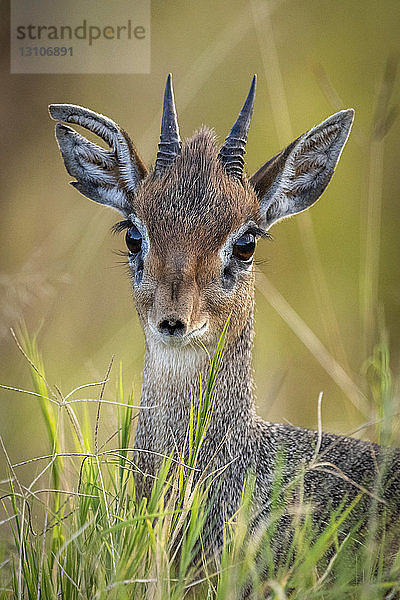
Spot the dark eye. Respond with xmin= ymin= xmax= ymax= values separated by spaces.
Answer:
xmin=232 ymin=233 xmax=255 ymax=262
xmin=125 ymin=225 xmax=142 ymax=254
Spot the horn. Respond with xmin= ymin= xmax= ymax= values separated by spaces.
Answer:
xmin=219 ymin=75 xmax=257 ymax=181
xmin=154 ymin=73 xmax=181 ymax=175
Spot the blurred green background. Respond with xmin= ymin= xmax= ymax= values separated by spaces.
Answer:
xmin=1 ymin=0 xmax=400 ymax=474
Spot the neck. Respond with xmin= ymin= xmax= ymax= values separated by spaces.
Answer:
xmin=134 ymin=309 xmax=256 ymax=481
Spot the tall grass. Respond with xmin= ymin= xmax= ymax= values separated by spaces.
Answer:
xmin=0 ymin=327 xmax=400 ymax=599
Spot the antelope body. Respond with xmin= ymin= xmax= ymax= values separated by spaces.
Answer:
xmin=50 ymin=75 xmax=400 ymax=552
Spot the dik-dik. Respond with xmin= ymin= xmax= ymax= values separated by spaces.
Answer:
xmin=50 ymin=75 xmax=400 ymax=552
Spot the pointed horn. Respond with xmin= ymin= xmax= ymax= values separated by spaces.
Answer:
xmin=219 ymin=75 xmax=257 ymax=182
xmin=154 ymin=74 xmax=181 ymax=175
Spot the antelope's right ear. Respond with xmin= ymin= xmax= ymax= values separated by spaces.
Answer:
xmin=250 ymin=109 xmax=354 ymax=230
xmin=49 ymin=104 xmax=147 ymax=216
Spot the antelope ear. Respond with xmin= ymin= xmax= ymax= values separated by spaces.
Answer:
xmin=250 ymin=110 xmax=354 ymax=230
xmin=49 ymin=104 xmax=147 ymax=216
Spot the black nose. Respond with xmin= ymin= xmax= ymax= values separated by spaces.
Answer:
xmin=159 ymin=319 xmax=186 ymax=337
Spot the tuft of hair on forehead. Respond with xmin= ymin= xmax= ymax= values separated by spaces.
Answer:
xmin=133 ymin=127 xmax=258 ymax=251
xmin=178 ymin=125 xmax=220 ymax=171
xmin=152 ymin=126 xmax=225 ymax=196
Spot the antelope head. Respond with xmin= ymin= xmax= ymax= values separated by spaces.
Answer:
xmin=49 ymin=75 xmax=353 ymax=351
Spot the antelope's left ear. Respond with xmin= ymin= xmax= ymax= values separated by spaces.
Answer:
xmin=250 ymin=109 xmax=354 ymax=230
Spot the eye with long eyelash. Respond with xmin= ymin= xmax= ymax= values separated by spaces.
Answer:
xmin=112 ymin=220 xmax=143 ymax=255
xmin=231 ymin=226 xmax=271 ymax=263
xmin=233 ymin=232 xmax=256 ymax=262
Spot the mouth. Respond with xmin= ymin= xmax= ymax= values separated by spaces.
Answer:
xmin=148 ymin=321 xmax=208 ymax=346
xmin=186 ymin=322 xmax=208 ymax=341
